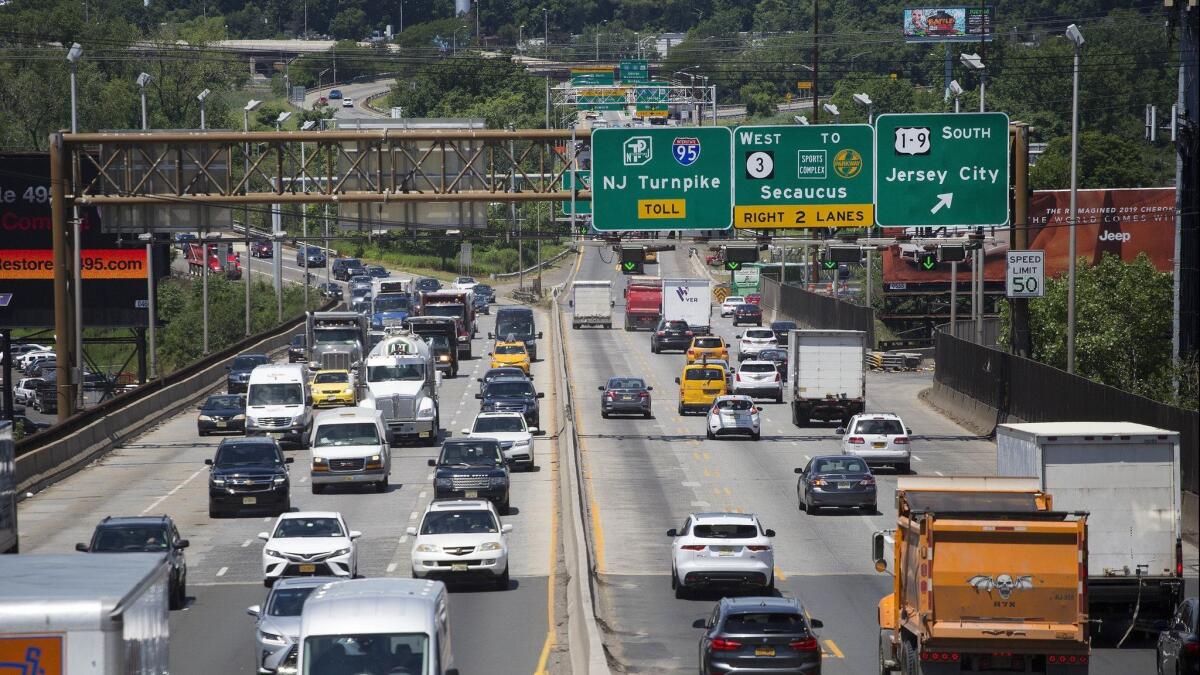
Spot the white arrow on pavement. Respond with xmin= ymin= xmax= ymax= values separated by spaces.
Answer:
xmin=931 ymin=193 xmax=954 ymax=214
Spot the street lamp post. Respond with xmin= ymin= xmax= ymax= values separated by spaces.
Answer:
xmin=136 ymin=72 xmax=151 ymax=130
xmin=822 ymin=102 xmax=840 ymax=124
xmin=272 ymin=111 xmax=292 ymax=322
xmin=949 ymin=79 xmax=963 ymax=113
xmin=135 ymin=72 xmax=156 ymax=378
xmin=1065 ymin=23 xmax=1084 ymax=374
xmin=301 ymin=120 xmax=316 ymax=311
xmin=197 ymin=88 xmax=210 ymax=130
xmin=852 ymin=92 xmax=873 ymax=124
xmin=243 ymin=99 xmax=262 ymax=336
xmin=67 ymin=43 xmax=84 ymax=410
xmin=518 ymin=24 xmax=525 ymax=52
xmin=198 ymin=85 xmax=214 ymax=356
xmin=960 ymin=52 xmax=986 ymax=112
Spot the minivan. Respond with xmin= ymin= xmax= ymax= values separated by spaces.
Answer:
xmin=245 ymin=364 xmax=313 ymax=448
xmin=675 ymin=361 xmax=730 ymax=415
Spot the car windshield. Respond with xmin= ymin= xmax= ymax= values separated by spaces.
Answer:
xmin=665 ymin=321 xmax=689 ymax=330
xmin=726 ymin=297 xmax=744 ymax=304
xmin=303 ymin=633 xmax=427 ymax=675
xmin=420 ymin=510 xmax=498 ymax=535
xmin=607 ymin=378 xmax=645 ymax=390
xmin=290 ymin=335 xmax=305 ymax=347
xmin=367 ymin=364 xmax=424 ymax=382
xmin=475 ymin=285 xmax=493 ymax=294
xmin=716 ymin=399 xmax=753 ymax=411
xmin=215 ymin=443 xmax=281 ymax=467
xmin=694 ymin=338 xmax=723 ymax=348
xmin=350 ymin=275 xmax=372 ymax=284
xmin=266 ymin=586 xmax=317 ymax=617
xmin=425 ymin=335 xmax=450 ymax=349
xmin=737 ymin=304 xmax=759 ymax=312
xmin=339 ymin=259 xmax=361 ymax=268
xmin=274 ymin=517 xmax=344 ymax=538
xmin=92 ymin=525 xmax=170 ymax=552
xmin=691 ymin=524 xmax=759 ymax=539
xmin=248 ymin=383 xmax=303 ymax=406
xmin=739 ymin=363 xmax=775 ymax=373
xmin=723 ymin=612 xmax=807 ymax=633
xmin=456 ymin=277 xmax=474 ymax=284
xmin=314 ymin=423 xmax=380 ymax=447
xmin=313 ymin=372 xmax=349 ymax=384
xmin=771 ymin=322 xmax=797 ymax=330
xmin=205 ymin=395 xmax=243 ymax=409
xmin=495 ymin=344 xmax=526 ymax=355
xmin=759 ymin=350 xmax=786 ymax=360
xmin=496 ymin=322 xmax=534 ymax=338
xmin=853 ymin=419 xmax=904 ymax=435
xmin=473 ymin=417 xmax=524 ymax=433
xmin=685 ymin=368 xmax=724 ymax=381
xmin=416 ymin=279 xmax=439 ymax=290
xmin=440 ymin=442 xmax=502 ymax=465
xmin=745 ymin=330 xmax=774 ymax=339
xmin=313 ymin=328 xmax=360 ymax=344
xmin=484 ymin=382 xmax=534 ymax=397
xmin=373 ymin=296 xmax=409 ymax=312
xmin=232 ymin=355 xmax=269 ymax=370
xmin=367 ymin=266 xmax=385 ymax=274
xmin=812 ymin=458 xmax=869 ymax=474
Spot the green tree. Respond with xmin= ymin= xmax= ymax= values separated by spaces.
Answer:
xmin=740 ymin=81 xmax=778 ymax=117
xmin=1029 ymin=131 xmax=1163 ymax=190
xmin=329 ymin=8 xmax=368 ymax=39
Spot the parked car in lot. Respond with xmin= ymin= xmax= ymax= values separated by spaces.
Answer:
xmin=838 ymin=413 xmax=912 ymax=474
xmin=795 ymin=455 xmax=877 ymax=514
xmin=13 ymin=377 xmax=43 ymax=405
xmin=246 ymin=576 xmax=338 ymax=674
xmin=428 ymin=438 xmax=511 ymax=512
xmin=668 ymin=512 xmax=776 ymax=598
xmin=732 ymin=303 xmax=763 ymax=326
xmin=650 ymin=319 xmax=694 ymax=353
xmin=406 ymin=499 xmax=512 ymax=590
xmin=598 ymin=376 xmax=652 ymax=418
xmin=1156 ymin=596 xmax=1199 ymax=675
xmin=706 ymin=395 xmax=762 ymax=440
xmin=227 ymin=353 xmax=271 ymax=394
xmin=197 ymin=393 xmax=247 ymax=436
xmin=259 ymin=511 xmax=360 ymax=586
xmin=76 ymin=514 xmax=189 ymax=609
xmin=206 ymin=437 xmax=293 ymax=517
xmin=720 ymin=296 xmax=745 ymax=317
xmin=732 ymin=361 xmax=783 ymax=403
xmin=693 ymin=596 xmax=824 ymax=675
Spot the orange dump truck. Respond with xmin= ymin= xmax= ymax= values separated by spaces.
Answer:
xmin=872 ymin=476 xmax=1091 ymax=675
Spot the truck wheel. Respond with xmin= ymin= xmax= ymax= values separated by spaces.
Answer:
xmin=901 ymin=640 xmax=920 ymax=675
xmin=678 ymin=403 xmax=685 ymax=416
xmin=791 ymin=403 xmax=806 ymax=427
xmin=312 ymin=483 xmax=325 ymax=495
xmin=897 ymin=462 xmax=911 ymax=475
xmin=878 ymin=630 xmax=894 ymax=674
xmin=375 ymin=476 xmax=389 ymax=493
xmin=572 ymin=322 xmax=579 ymax=329
xmin=605 ymin=323 xmax=611 ymax=329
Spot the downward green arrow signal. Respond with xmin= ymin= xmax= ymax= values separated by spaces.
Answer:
xmin=921 ymin=257 xmax=936 ymax=270
xmin=623 ymin=261 xmax=636 ymax=271
xmin=726 ymin=262 xmax=741 ymax=270
xmin=822 ymin=260 xmax=836 ymax=270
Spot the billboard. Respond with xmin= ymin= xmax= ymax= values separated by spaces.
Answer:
xmin=882 ymin=187 xmax=1176 ymax=293
xmin=0 ymin=153 xmax=168 ymax=328
xmin=903 ymin=7 xmax=994 ymax=42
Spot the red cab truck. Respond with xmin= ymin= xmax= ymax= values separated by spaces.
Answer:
xmin=623 ymin=275 xmax=662 ymax=331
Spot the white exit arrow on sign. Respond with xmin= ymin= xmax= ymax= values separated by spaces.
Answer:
xmin=931 ymin=193 xmax=954 ymax=214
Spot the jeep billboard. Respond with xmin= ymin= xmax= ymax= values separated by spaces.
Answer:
xmin=882 ymin=187 xmax=1175 ymax=293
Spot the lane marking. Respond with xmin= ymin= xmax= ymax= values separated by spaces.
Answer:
xmin=409 ymin=511 xmax=418 ymax=520
xmin=682 ymin=481 xmax=701 ymax=487
xmin=535 ymin=307 xmax=563 ymax=675
xmin=418 ymin=491 xmax=427 ymax=500
xmin=387 ymin=562 xmax=398 ymax=573
xmin=824 ymin=639 xmax=845 ymax=659
xmin=216 ymin=566 xmax=228 ymax=577
xmin=141 ymin=468 xmax=205 ymax=515
xmin=912 ymin=455 xmax=923 ymax=462
xmin=934 ymin=470 xmax=944 ymax=476
xmin=241 ymin=539 xmax=252 ymax=548
xmin=774 ymin=565 xmax=787 ymax=582
xmin=398 ymin=534 xmax=409 ymax=544
xmin=426 ymin=473 xmax=434 ymax=481
xmin=691 ymin=501 xmax=710 ymax=507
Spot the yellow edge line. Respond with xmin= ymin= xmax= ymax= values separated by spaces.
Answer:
xmin=824 ymin=639 xmax=845 ymax=658
xmin=534 ymin=315 xmax=562 ymax=675
xmin=561 ymin=291 xmax=606 ymax=575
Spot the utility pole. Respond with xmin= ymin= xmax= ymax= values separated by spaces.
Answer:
xmin=811 ymin=0 xmax=819 ymax=124
xmin=1172 ymin=3 xmax=1198 ymax=388
xmin=1010 ymin=123 xmax=1032 ymax=357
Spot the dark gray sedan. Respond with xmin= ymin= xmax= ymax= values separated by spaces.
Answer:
xmin=795 ymin=455 xmax=877 ymax=513
xmin=598 ymin=377 xmax=652 ymax=418
xmin=694 ymin=596 xmax=823 ymax=674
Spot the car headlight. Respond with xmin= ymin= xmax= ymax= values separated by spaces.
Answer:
xmin=514 ymin=439 xmax=530 ymax=447
xmin=273 ymin=475 xmax=287 ymax=484
xmin=210 ymin=476 xmax=226 ymax=486
xmin=198 ymin=414 xmax=212 ymax=422
xmin=415 ymin=544 xmax=438 ymax=553
xmin=330 ymin=548 xmax=351 ymax=557
xmin=264 ymin=548 xmax=283 ymax=558
xmin=479 ymin=542 xmax=502 ymax=552
xmin=416 ymin=400 xmax=436 ymax=419
xmin=291 ymin=415 xmax=305 ymax=425
xmin=232 ymin=414 xmax=246 ymax=421
xmin=434 ymin=477 xmax=451 ymax=488
xmin=489 ymin=476 xmax=508 ymax=487
xmin=259 ymin=631 xmax=288 ymax=646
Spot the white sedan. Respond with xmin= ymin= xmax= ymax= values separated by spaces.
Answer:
xmin=719 ymin=296 xmax=745 ymax=317
xmin=407 ymin=499 xmax=512 ymax=590
xmin=706 ymin=395 xmax=761 ymax=440
xmin=839 ymin=413 xmax=912 ymax=474
xmin=462 ymin=411 xmax=536 ymax=468
xmin=668 ymin=512 xmax=776 ymax=598
xmin=258 ymin=511 xmax=360 ymax=587
xmin=341 ymin=98 xmax=354 ymax=108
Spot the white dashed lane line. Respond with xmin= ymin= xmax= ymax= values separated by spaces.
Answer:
xmin=216 ymin=566 xmax=228 ymax=577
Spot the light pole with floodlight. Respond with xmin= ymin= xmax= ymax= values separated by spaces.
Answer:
xmin=67 ymin=42 xmax=84 ymax=409
xmin=960 ymin=52 xmax=985 ymax=112
xmin=136 ymin=72 xmax=151 ymax=130
xmin=949 ymin=79 xmax=963 ymax=113
xmin=242 ymin=99 xmax=262 ymax=336
xmin=822 ymin=102 xmax=840 ymax=124
xmin=1065 ymin=23 xmax=1084 ymax=374
xmin=852 ymin=92 xmax=873 ymax=124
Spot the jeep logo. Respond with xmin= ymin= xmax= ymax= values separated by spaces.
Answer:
xmin=1098 ymin=231 xmax=1131 ymax=242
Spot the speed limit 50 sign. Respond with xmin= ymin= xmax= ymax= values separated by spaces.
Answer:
xmin=1006 ymin=250 xmax=1045 ymax=298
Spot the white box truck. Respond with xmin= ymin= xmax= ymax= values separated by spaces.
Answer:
xmin=997 ymin=422 xmax=1184 ymax=636
xmin=787 ymin=329 xmax=866 ymax=427
xmin=0 ymin=553 xmax=170 ymax=673
xmin=662 ymin=278 xmax=712 ymax=335
xmin=571 ymin=280 xmax=613 ymax=329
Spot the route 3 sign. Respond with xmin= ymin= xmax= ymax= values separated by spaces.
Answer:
xmin=1006 ymin=250 xmax=1045 ymax=298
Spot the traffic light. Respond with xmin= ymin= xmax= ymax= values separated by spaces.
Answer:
xmin=723 ymin=245 xmax=758 ymax=271
xmin=620 ymin=246 xmax=645 ymax=275
xmin=936 ymin=244 xmax=968 ymax=263
xmin=825 ymin=245 xmax=863 ymax=264
xmin=917 ymin=251 xmax=938 ymax=271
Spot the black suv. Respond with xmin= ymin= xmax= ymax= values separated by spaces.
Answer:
xmin=331 ymin=257 xmax=361 ymax=281
xmin=428 ymin=438 xmax=510 ymax=513
xmin=650 ymin=319 xmax=694 ymax=353
xmin=226 ymin=353 xmax=270 ymax=393
xmin=205 ymin=437 xmax=293 ymax=517
xmin=76 ymin=515 xmax=190 ymax=609
xmin=477 ymin=377 xmax=544 ymax=428
xmin=288 ymin=334 xmax=307 ymax=363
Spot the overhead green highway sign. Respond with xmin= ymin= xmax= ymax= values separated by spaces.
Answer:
xmin=591 ymin=127 xmax=733 ymax=231
xmin=732 ymin=124 xmax=875 ymax=229
xmin=874 ymin=112 xmax=1010 ymax=228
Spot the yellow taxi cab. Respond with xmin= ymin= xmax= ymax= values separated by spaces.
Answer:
xmin=675 ymin=360 xmax=730 ymax=415
xmin=490 ymin=340 xmax=531 ymax=375
xmin=686 ymin=335 xmax=729 ymax=363
xmin=310 ymin=369 xmax=356 ymax=407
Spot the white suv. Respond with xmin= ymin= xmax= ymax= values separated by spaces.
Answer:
xmin=839 ymin=413 xmax=912 ymax=474
xmin=258 ymin=511 xmax=360 ymax=587
xmin=736 ymin=328 xmax=778 ymax=361
xmin=668 ymin=512 xmax=776 ymax=598
xmin=720 ymin=296 xmax=745 ymax=317
xmin=732 ymin=361 xmax=783 ymax=403
xmin=461 ymin=411 xmax=536 ymax=468
xmin=407 ymin=499 xmax=512 ymax=590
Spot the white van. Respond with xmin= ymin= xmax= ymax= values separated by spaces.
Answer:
xmin=309 ymin=408 xmax=392 ymax=494
xmin=246 ymin=364 xmax=313 ymax=448
xmin=298 ymin=578 xmax=455 ymax=675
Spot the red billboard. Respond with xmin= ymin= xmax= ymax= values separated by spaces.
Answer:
xmin=882 ymin=187 xmax=1175 ymax=293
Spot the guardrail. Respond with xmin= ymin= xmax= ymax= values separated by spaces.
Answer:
xmin=492 ymin=244 xmax=579 ymax=281
xmin=14 ymin=300 xmax=336 ymax=496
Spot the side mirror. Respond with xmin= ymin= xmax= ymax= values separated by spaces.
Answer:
xmin=569 ymin=300 xmax=574 ymax=307
xmin=666 ymin=528 xmax=678 ymax=537
xmin=537 ymin=392 xmax=545 ymax=398
xmin=501 ymin=523 xmax=514 ymax=534
xmin=794 ymin=467 xmax=804 ymax=474
xmin=835 ymin=427 xmax=846 ymax=435
xmin=537 ymin=332 xmax=544 ymax=339
xmin=385 ymin=430 xmax=395 ymax=444
xmin=872 ymin=531 xmax=890 ymax=573
xmin=427 ymin=459 xmax=437 ymax=467
xmin=348 ymin=530 xmax=362 ymax=540
xmin=305 ymin=396 xmax=313 ymax=406
xmin=474 ymin=393 xmax=482 ymax=399
xmin=735 ymin=334 xmax=742 ymax=339
xmin=674 ymin=377 xmax=681 ymax=384
xmin=257 ymin=532 xmax=270 ymax=541
xmin=460 ymin=429 xmax=471 ymax=436
xmin=285 ymin=457 xmax=294 ymax=464
xmin=529 ymin=427 xmax=542 ymax=435
xmin=597 ymin=385 xmax=606 ymax=391
xmin=75 ymin=543 xmax=89 ymax=552
xmin=176 ymin=539 xmax=190 ymax=549
xmin=764 ymin=529 xmax=776 ymax=538
xmin=204 ymin=458 xmax=214 ymax=465
xmin=809 ymin=618 xmax=824 ymax=629
xmin=247 ymin=605 xmax=261 ymax=618
xmin=477 ymin=378 xmax=483 ymax=383
xmin=647 ymin=386 xmax=653 ymax=391
xmin=487 ymin=333 xmax=495 ymax=339
xmin=906 ymin=428 xmax=913 ymax=435
xmin=488 ymin=352 xmax=494 ymax=356
xmin=406 ymin=526 xmax=418 ymax=536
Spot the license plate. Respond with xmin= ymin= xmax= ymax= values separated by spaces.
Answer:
xmin=451 ymin=563 xmax=468 ymax=572
xmin=839 ymin=482 xmax=852 ymax=490
xmin=216 ymin=421 xmax=227 ymax=428
xmin=343 ymin=476 xmax=355 ymax=481
xmin=621 ymin=395 xmax=634 ymax=401
xmin=755 ymin=646 xmax=775 ymax=657
xmin=873 ymin=442 xmax=886 ymax=448
xmin=242 ymin=496 xmax=257 ymax=505
xmin=717 ymin=546 xmax=735 ymax=557
xmin=419 ymin=431 xmax=430 ymax=437
xmin=465 ymin=490 xmax=478 ymax=498
xmin=270 ymin=432 xmax=284 ymax=439
xmin=298 ymin=564 xmax=316 ymax=573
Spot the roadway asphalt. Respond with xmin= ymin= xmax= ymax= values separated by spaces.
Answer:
xmin=16 ymin=280 xmax=562 ymax=675
xmin=303 ymin=79 xmax=393 ymax=119
xmin=562 ymin=245 xmax=1199 ymax=674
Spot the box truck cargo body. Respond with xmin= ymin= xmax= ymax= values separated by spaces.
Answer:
xmin=571 ymin=280 xmax=613 ymax=329
xmin=787 ymin=330 xmax=866 ymax=426
xmin=662 ymin=278 xmax=712 ymax=335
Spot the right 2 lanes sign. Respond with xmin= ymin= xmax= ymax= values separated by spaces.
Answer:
xmin=1006 ymin=250 xmax=1045 ymax=298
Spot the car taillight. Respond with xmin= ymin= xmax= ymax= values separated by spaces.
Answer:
xmin=774 ymin=373 xmax=781 ymax=382
xmin=685 ymin=331 xmax=693 ymax=336
xmin=681 ymin=545 xmax=706 ymax=551
xmin=1177 ymin=538 xmax=1184 ymax=576
xmin=859 ymin=476 xmax=876 ymax=486
xmin=894 ymin=437 xmax=909 ymax=445
xmin=920 ymin=651 xmax=960 ymax=662
xmin=1184 ymin=642 xmax=1198 ymax=655
xmin=847 ymin=437 xmax=865 ymax=444
xmin=788 ymin=637 xmax=819 ymax=652
xmin=746 ymin=545 xmax=770 ymax=552
xmin=1046 ymin=655 xmax=1088 ymax=665
xmin=749 ymin=407 xmax=758 ymax=414
xmin=711 ymin=407 xmax=719 ymax=415
xmin=687 ymin=350 xmax=696 ymax=357
xmin=657 ymin=331 xmax=666 ymax=336
xmin=735 ymin=373 xmax=742 ymax=381
xmin=710 ymin=638 xmax=742 ymax=652
xmin=606 ymin=391 xmax=617 ymax=399
xmin=638 ymin=392 xmax=649 ymax=398
xmin=811 ymin=478 xmax=827 ymax=486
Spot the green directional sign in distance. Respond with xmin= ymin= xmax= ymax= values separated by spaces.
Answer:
xmin=733 ymin=124 xmax=875 ymax=229
xmin=592 ymin=127 xmax=733 ymax=231
xmin=875 ymin=112 xmax=1009 ymax=228
xmin=560 ymin=170 xmax=592 ymax=216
